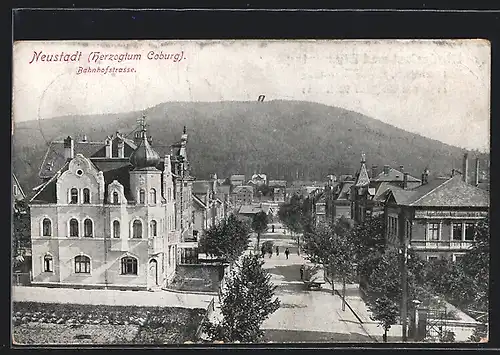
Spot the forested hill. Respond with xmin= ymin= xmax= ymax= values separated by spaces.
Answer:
xmin=13 ymin=100 xmax=489 ymax=195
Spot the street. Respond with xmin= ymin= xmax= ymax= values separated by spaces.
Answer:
xmin=255 ymin=224 xmax=402 ymax=343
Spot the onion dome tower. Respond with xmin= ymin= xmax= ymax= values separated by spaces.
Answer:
xmin=129 ymin=115 xmax=161 ymax=170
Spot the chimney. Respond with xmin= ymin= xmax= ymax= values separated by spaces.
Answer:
xmin=371 ymin=165 xmax=378 ymax=179
xmin=63 ymin=136 xmax=74 ymax=160
xmin=421 ymin=168 xmax=429 ymax=185
xmin=462 ymin=152 xmax=469 ymax=184
xmin=475 ymin=158 xmax=480 ymax=186
xmin=105 ymin=136 xmax=113 ymax=158
xmin=403 ymin=172 xmax=409 ymax=189
xmin=399 ymin=165 xmax=404 ymax=173
xmin=383 ymin=165 xmax=390 ymax=175
xmin=117 ymin=138 xmax=125 ymax=158
xmin=81 ymin=135 xmax=88 ymax=143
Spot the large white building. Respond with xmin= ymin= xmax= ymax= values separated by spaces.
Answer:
xmin=28 ymin=118 xmax=196 ymax=290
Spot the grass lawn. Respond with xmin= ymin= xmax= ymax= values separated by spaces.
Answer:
xmin=12 ymin=302 xmax=205 ymax=345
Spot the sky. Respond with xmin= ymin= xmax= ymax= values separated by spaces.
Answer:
xmin=12 ymin=39 xmax=490 ymax=151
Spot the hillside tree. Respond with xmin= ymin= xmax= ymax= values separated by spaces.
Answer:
xmin=202 ymin=254 xmax=280 ymax=343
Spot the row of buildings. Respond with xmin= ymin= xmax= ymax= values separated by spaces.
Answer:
xmin=313 ymin=153 xmax=490 ymax=261
xmin=19 ymin=118 xmax=230 ymax=291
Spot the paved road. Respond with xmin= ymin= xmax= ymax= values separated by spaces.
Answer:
xmin=256 ymin=232 xmax=402 ymax=343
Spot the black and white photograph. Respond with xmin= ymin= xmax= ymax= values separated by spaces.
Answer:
xmin=11 ymin=39 xmax=490 ymax=345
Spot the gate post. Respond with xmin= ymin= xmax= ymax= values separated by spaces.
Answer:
xmin=416 ymin=305 xmax=428 ymax=341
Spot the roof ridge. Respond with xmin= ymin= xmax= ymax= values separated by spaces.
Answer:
xmin=409 ymin=176 xmax=454 ymax=206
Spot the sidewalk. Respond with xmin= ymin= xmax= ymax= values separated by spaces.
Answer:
xmin=13 ymin=286 xmax=212 ymax=309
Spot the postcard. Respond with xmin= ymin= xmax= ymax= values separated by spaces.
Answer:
xmin=12 ymin=39 xmax=490 ymax=345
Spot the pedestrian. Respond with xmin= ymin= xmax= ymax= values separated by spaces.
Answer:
xmin=261 ymin=245 xmax=265 ymax=258
xmin=300 ymin=265 xmax=304 ymax=280
xmin=276 ymin=246 xmax=279 ymax=256
xmin=285 ymin=248 xmax=290 ymax=260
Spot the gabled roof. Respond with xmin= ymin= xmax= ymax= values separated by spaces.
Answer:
xmin=12 ymin=173 xmax=26 ymax=198
xmin=387 ymin=175 xmax=489 ymax=208
xmin=355 ymin=163 xmax=370 ymax=187
xmin=335 ymin=181 xmax=354 ymax=200
xmin=372 ymin=168 xmax=421 ymax=183
xmin=30 ymin=163 xmax=69 ymax=204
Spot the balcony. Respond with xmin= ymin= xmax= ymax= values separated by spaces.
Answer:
xmin=410 ymin=240 xmax=474 ymax=251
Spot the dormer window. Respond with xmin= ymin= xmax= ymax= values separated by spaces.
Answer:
xmin=113 ymin=192 xmax=119 ymax=204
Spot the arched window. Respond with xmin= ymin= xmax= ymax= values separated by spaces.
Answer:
xmin=42 ymin=218 xmax=51 ymax=237
xmin=69 ymin=218 xmax=79 ymax=237
xmin=150 ymin=188 xmax=157 ymax=204
xmin=121 ymin=256 xmax=138 ymax=275
xmin=133 ymin=220 xmax=142 ymax=239
xmin=43 ymin=254 xmax=53 ymax=272
xmin=139 ymin=189 xmax=145 ymax=204
xmin=83 ymin=188 xmax=90 ymax=204
xmin=150 ymin=220 xmax=157 ymax=236
xmin=75 ymin=255 xmax=90 ymax=273
xmin=84 ymin=219 xmax=93 ymax=237
xmin=70 ymin=188 xmax=78 ymax=204
xmin=113 ymin=192 xmax=119 ymax=204
xmin=113 ymin=220 xmax=120 ymax=238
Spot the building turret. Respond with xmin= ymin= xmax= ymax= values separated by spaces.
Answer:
xmin=129 ymin=116 xmax=161 ymax=170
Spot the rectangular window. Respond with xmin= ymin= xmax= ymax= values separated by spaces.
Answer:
xmin=465 ymin=222 xmax=475 ymax=241
xmin=427 ymin=223 xmax=440 ymax=241
xmin=427 ymin=255 xmax=439 ymax=262
xmin=453 ymin=254 xmax=464 ymax=263
xmin=452 ymin=223 xmax=463 ymax=241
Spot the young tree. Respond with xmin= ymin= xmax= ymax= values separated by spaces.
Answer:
xmin=365 ymin=248 xmax=401 ymax=342
xmin=12 ymin=200 xmax=31 ymax=268
xmin=202 ymin=254 xmax=280 ymax=343
xmin=302 ymin=219 xmax=356 ymax=307
xmin=251 ymin=211 xmax=268 ymax=250
xmin=199 ymin=214 xmax=251 ymax=265
xmin=278 ymin=195 xmax=310 ymax=253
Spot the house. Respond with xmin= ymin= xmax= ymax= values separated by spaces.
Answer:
xmin=238 ymin=204 xmax=274 ymax=221
xmin=28 ymin=119 xmax=196 ymax=290
xmin=384 ymin=155 xmax=489 ymax=261
xmin=230 ymin=185 xmax=254 ymax=208
xmin=191 ymin=177 xmax=225 ymax=238
xmin=350 ymin=154 xmax=422 ymax=224
xmin=229 ymin=174 xmax=246 ymax=187
xmin=250 ymin=173 xmax=267 ymax=186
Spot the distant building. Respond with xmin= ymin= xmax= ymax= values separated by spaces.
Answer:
xmin=250 ymin=173 xmax=267 ymax=186
xmin=238 ymin=203 xmax=274 ymax=221
xmin=272 ymin=187 xmax=286 ymax=203
xmin=230 ymin=185 xmax=254 ymax=207
xmin=230 ymin=174 xmax=246 ymax=187
xmin=384 ymin=157 xmax=489 ymax=261
xmin=191 ymin=177 xmax=225 ymax=238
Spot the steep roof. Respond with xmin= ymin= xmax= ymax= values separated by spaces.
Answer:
xmin=355 ymin=162 xmax=370 ymax=187
xmin=388 ymin=175 xmax=489 ymax=208
xmin=372 ymin=168 xmax=421 ymax=183
xmin=335 ymin=181 xmax=353 ymax=200
xmin=30 ymin=163 xmax=69 ymax=204
xmin=39 ymin=141 xmax=104 ymax=179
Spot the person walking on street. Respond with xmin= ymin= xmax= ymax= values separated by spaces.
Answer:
xmin=300 ymin=265 xmax=304 ymax=280
xmin=261 ymin=245 xmax=265 ymax=258
xmin=285 ymin=248 xmax=290 ymax=260
xmin=276 ymin=246 xmax=279 ymax=257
